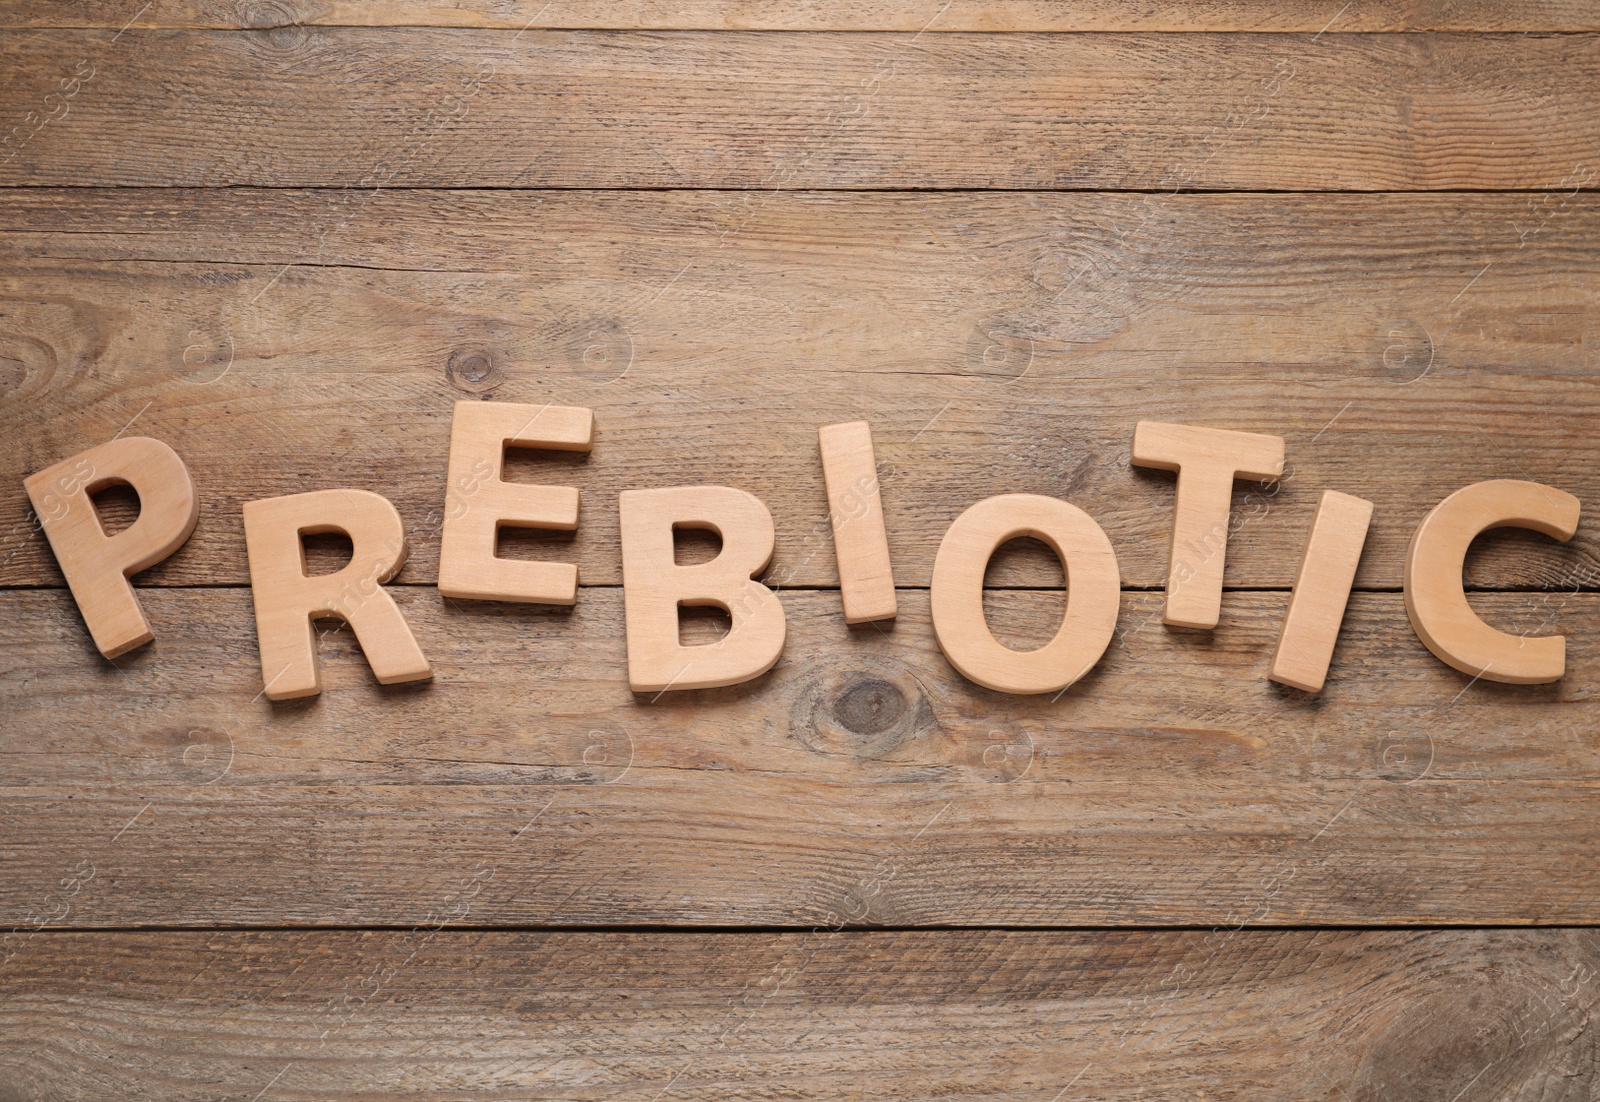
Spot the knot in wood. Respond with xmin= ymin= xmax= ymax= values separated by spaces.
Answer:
xmin=445 ymin=346 xmax=503 ymax=394
xmin=240 ymin=2 xmax=311 ymax=51
xmin=832 ymin=677 xmax=907 ymax=737
xmin=790 ymin=661 xmax=933 ymax=760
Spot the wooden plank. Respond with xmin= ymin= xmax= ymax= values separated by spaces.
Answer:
xmin=3 ymin=189 xmax=1597 ymax=591
xmin=5 ymin=0 xmax=1598 ymax=32
xmin=3 ymin=587 xmax=1599 ymax=927
xmin=4 ymin=31 xmax=1599 ymax=189
xmin=1 ymin=929 xmax=1596 ymax=1099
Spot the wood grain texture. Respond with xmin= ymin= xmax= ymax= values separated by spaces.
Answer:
xmin=3 ymin=4 xmax=1596 ymax=1086
xmin=2 ymin=929 xmax=1596 ymax=1100
xmin=5 ymin=0 xmax=1598 ymax=32
xmin=3 ymin=189 xmax=1597 ymax=591
xmin=4 ymin=30 xmax=1600 ymax=189
xmin=3 ymin=587 xmax=1598 ymax=927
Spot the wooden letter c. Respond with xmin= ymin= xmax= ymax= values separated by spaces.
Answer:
xmin=1404 ymin=479 xmax=1580 ymax=684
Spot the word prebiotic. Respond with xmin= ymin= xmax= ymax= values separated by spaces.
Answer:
xmin=24 ymin=402 xmax=1582 ymax=702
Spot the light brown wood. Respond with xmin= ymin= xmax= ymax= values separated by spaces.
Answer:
xmin=1131 ymin=421 xmax=1286 ymax=631
xmin=819 ymin=420 xmax=896 ymax=624
xmin=4 ymin=189 xmax=1599 ymax=592
xmin=1 ymin=929 xmax=1595 ymax=1101
xmin=241 ymin=488 xmax=432 ymax=700
xmin=20 ymin=436 xmax=198 ymax=659
xmin=1404 ymin=479 xmax=1582 ymax=686
xmin=4 ymin=7 xmax=1596 ymax=1086
xmin=7 ymin=1 xmax=1598 ymax=31
xmin=1270 ymin=490 xmax=1374 ymax=694
xmin=929 ymin=493 xmax=1119 ymax=694
xmin=5 ymin=31 xmax=1600 ymax=189
xmin=619 ymin=485 xmax=786 ymax=692
xmin=6 ymin=586 xmax=1599 ymax=926
xmin=437 ymin=399 xmax=593 ymax=605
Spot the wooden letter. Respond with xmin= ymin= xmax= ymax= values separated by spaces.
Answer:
xmin=619 ymin=486 xmax=786 ymax=692
xmin=23 ymin=437 xmax=199 ymax=658
xmin=1269 ymin=490 xmax=1374 ymax=693
xmin=930 ymin=493 xmax=1120 ymax=695
xmin=1131 ymin=421 xmax=1285 ymax=630
xmin=1404 ymin=479 xmax=1580 ymax=684
xmin=242 ymin=489 xmax=432 ymax=701
xmin=438 ymin=400 xmax=594 ymax=604
xmin=818 ymin=420 xmax=897 ymax=623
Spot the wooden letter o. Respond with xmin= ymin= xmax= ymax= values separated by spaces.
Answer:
xmin=930 ymin=493 xmax=1120 ymax=695
xmin=1404 ymin=479 xmax=1580 ymax=684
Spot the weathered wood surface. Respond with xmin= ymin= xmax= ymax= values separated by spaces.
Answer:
xmin=3 ymin=587 xmax=1597 ymax=926
xmin=4 ymin=31 xmax=1599 ymax=189
xmin=2 ymin=929 xmax=1596 ymax=1101
xmin=1 ymin=1 xmax=1596 ymax=1094
xmin=4 ymin=189 xmax=1597 ymax=591
xmin=7 ymin=0 xmax=1599 ymax=32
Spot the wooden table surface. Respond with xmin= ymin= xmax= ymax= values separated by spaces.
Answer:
xmin=3 ymin=2 xmax=1599 ymax=1098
